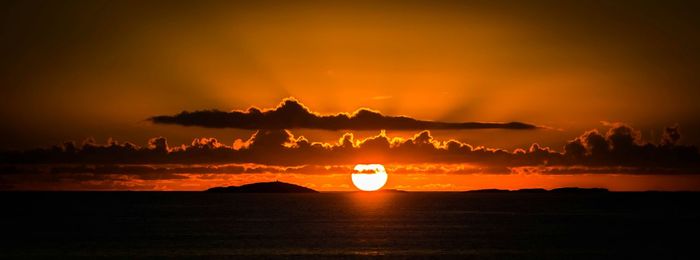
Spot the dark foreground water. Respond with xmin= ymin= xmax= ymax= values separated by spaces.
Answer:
xmin=1 ymin=192 xmax=699 ymax=259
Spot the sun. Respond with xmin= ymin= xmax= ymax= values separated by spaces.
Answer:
xmin=351 ymin=164 xmax=388 ymax=191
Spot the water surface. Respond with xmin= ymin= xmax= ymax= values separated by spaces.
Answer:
xmin=1 ymin=192 xmax=699 ymax=258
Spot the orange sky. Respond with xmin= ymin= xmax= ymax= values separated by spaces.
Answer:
xmin=1 ymin=1 xmax=700 ymax=191
xmin=3 ymin=1 xmax=700 ymax=149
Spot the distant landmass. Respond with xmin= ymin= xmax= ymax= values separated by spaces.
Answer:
xmin=205 ymin=181 xmax=319 ymax=193
xmin=350 ymin=189 xmax=409 ymax=193
xmin=379 ymin=189 xmax=408 ymax=193
xmin=204 ymin=183 xmax=612 ymax=193
xmin=550 ymin=187 xmax=609 ymax=193
xmin=465 ymin=187 xmax=609 ymax=193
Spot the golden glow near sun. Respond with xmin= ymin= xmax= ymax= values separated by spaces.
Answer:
xmin=351 ymin=164 xmax=388 ymax=191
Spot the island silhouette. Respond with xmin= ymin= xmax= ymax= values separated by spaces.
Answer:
xmin=205 ymin=182 xmax=612 ymax=194
xmin=206 ymin=181 xmax=319 ymax=193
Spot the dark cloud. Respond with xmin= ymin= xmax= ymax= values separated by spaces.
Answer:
xmin=1 ymin=124 xmax=698 ymax=174
xmin=148 ymin=98 xmax=538 ymax=130
xmin=512 ymin=166 xmax=700 ymax=175
xmin=560 ymin=124 xmax=699 ymax=167
xmin=11 ymin=164 xmax=513 ymax=177
xmin=47 ymin=164 xmax=344 ymax=176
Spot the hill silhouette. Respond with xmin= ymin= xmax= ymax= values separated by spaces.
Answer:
xmin=205 ymin=181 xmax=319 ymax=193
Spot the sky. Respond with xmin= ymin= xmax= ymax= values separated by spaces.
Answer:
xmin=1 ymin=0 xmax=700 ymax=191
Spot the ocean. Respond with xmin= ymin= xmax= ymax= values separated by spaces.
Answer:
xmin=1 ymin=192 xmax=699 ymax=259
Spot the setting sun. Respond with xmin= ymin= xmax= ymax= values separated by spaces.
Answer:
xmin=351 ymin=164 xmax=388 ymax=191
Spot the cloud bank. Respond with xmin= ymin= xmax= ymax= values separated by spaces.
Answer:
xmin=148 ymin=98 xmax=538 ymax=130
xmin=1 ymin=124 xmax=699 ymax=190
xmin=2 ymin=124 xmax=697 ymax=171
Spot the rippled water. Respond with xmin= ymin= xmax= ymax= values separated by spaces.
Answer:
xmin=1 ymin=192 xmax=699 ymax=258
